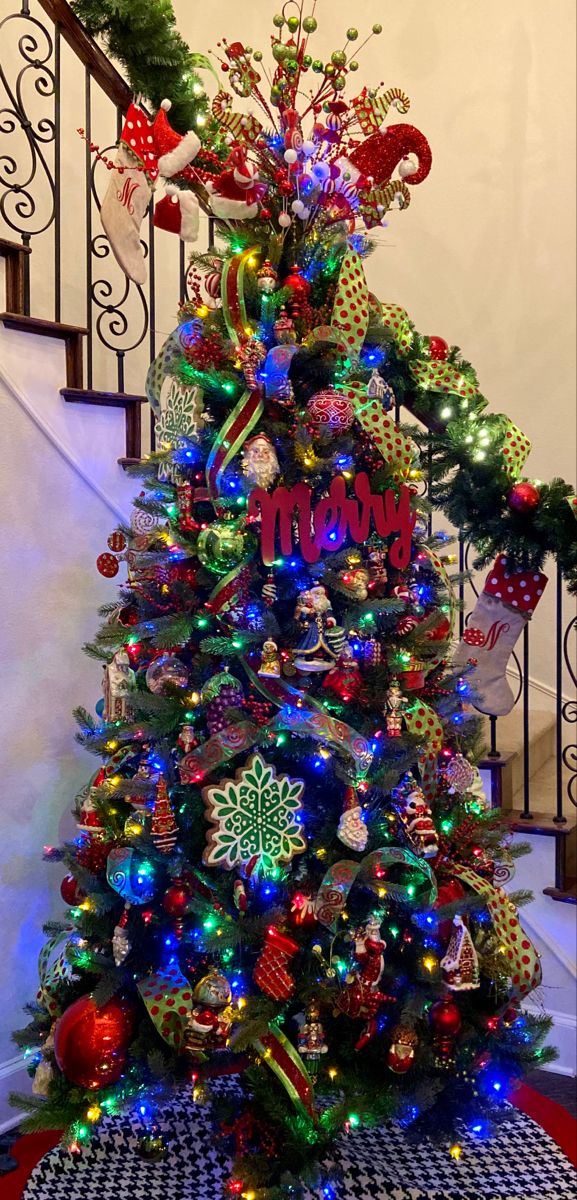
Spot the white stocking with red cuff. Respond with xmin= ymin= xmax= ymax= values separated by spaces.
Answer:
xmin=453 ymin=554 xmax=547 ymax=717
xmin=100 ymin=141 xmax=152 ymax=285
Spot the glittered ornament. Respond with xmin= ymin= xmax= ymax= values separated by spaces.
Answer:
xmin=53 ymin=995 xmax=135 ymax=1089
xmin=202 ymin=671 xmax=244 ymax=735
xmin=428 ymin=335 xmax=449 ymax=361
xmin=507 ymin=482 xmax=541 ymax=513
xmin=307 ymin=388 xmax=355 ymax=435
xmin=112 ymin=906 xmax=132 ymax=966
xmin=151 ymin=779 xmax=178 ymax=854
xmin=429 ymin=994 xmax=462 ymax=1061
xmin=137 ymin=1132 xmax=167 ymax=1161
xmin=440 ymin=915 xmax=480 ymax=991
xmin=253 ymin=925 xmax=299 ymax=1000
xmin=282 ymin=263 xmax=311 ymax=315
xmin=162 ymin=878 xmax=192 ymax=917
xmin=444 ymin=753 xmax=476 ymax=794
xmin=257 ymin=258 xmax=279 ymax=293
xmin=197 ymin=520 xmax=247 ymax=575
xmin=387 ymin=1024 xmax=418 ymax=1073
xmin=145 ymin=653 xmax=189 ymax=694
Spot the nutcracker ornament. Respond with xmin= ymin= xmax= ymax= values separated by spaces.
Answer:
xmin=393 ymin=777 xmax=439 ymax=859
xmin=293 ymin=586 xmax=345 ymax=672
xmin=440 ymin=915 xmax=480 ymax=991
xmin=385 ymin=678 xmax=408 ymax=737
xmin=368 ymin=548 xmax=388 ymax=596
xmin=387 ymin=1024 xmax=418 ymax=1073
xmin=102 ymin=650 xmax=135 ymax=722
xmin=298 ymin=1001 xmax=328 ymax=1077
xmin=185 ymin=970 xmax=233 ymax=1059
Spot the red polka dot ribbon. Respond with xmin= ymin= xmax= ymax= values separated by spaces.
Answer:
xmin=409 ymin=358 xmax=478 ymax=402
xmin=404 ymin=700 xmax=444 ymax=802
xmin=500 ymin=419 xmax=532 ymax=480
xmin=137 ymin=964 xmax=193 ymax=1050
xmin=381 ymin=303 xmax=414 ymax=355
xmin=452 ymin=865 xmax=542 ymax=999
xmin=331 ymin=248 xmax=370 ymax=356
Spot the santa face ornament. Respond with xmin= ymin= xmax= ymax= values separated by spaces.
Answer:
xmin=241 ymin=434 xmax=280 ymax=490
xmin=394 ymin=782 xmax=439 ymax=858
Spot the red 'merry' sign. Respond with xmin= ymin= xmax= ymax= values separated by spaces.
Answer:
xmin=247 ymin=472 xmax=416 ymax=567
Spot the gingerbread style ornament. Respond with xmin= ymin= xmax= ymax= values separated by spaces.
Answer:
xmin=202 ymin=752 xmax=306 ymax=872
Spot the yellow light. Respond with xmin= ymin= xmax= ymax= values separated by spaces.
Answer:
xmin=341 ymin=911 xmax=349 ymax=922
xmin=319 ymin=747 xmax=330 ymax=760
xmin=246 ymin=256 xmax=257 ymax=268
xmin=161 ymin=584 xmax=170 ymax=594
xmin=378 ymin=887 xmax=387 ymax=898
xmin=450 ymin=1143 xmax=462 ymax=1161
xmin=86 ymin=1105 xmax=101 ymax=1122
xmin=196 ymin=305 xmax=209 ymax=318
xmin=237 ymin=997 xmax=246 ymax=1010
xmin=242 ymin=1192 xmax=256 ymax=1200
xmin=105 ymin=740 xmax=118 ymax=752
xmin=423 ymin=955 xmax=437 ymax=973
xmin=79 ymin=899 xmax=93 ymax=912
xmin=316 ymin=847 xmax=327 ymax=858
xmin=189 ymin=691 xmax=201 ymax=706
xmin=109 ymin=775 xmax=121 ymax=787
xmin=328 ymin=1067 xmax=338 ymax=1081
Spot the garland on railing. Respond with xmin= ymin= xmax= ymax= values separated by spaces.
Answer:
xmin=72 ymin=0 xmax=210 ymax=132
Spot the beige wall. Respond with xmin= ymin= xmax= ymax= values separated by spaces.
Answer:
xmin=174 ymin=0 xmax=577 ymax=694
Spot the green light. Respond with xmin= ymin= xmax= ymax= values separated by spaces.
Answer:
xmin=76 ymin=1125 xmax=89 ymax=1140
xmin=198 ymin=617 xmax=208 ymax=628
xmin=407 ymin=884 xmax=415 ymax=898
xmin=389 ymin=925 xmax=399 ymax=938
xmin=276 ymin=734 xmax=286 ymax=746
xmin=348 ymin=1113 xmax=360 ymax=1128
xmin=223 ymin=381 xmax=235 ymax=395
xmin=269 ymin=866 xmax=281 ymax=880
xmin=236 ymin=496 xmax=246 ymax=506
xmin=185 ymin=711 xmax=194 ymax=719
xmin=203 ymin=916 xmax=216 ymax=931
xmin=441 ymin=819 xmax=452 ymax=833
xmin=167 ymin=504 xmax=177 ymax=517
xmin=334 ymin=959 xmax=347 ymax=975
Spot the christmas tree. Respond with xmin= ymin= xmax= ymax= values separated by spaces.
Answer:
xmin=13 ymin=7 xmax=577 ymax=1198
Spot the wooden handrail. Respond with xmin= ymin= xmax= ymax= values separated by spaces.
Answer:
xmin=37 ymin=0 xmax=133 ymax=112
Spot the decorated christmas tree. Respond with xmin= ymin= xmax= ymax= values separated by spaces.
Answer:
xmin=13 ymin=5 xmax=577 ymax=1198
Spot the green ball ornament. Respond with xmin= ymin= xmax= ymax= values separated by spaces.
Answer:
xmin=272 ymin=41 xmax=289 ymax=62
xmin=273 ymin=13 xmax=285 ymax=27
xmin=331 ymin=50 xmax=346 ymax=66
xmin=287 ymin=15 xmax=299 ymax=31
xmin=253 ymin=50 xmax=263 ymax=61
xmin=312 ymin=58 xmax=324 ymax=72
xmin=324 ymin=63 xmax=336 ymax=76
xmin=303 ymin=54 xmax=312 ymax=67
xmin=197 ymin=521 xmax=247 ymax=576
xmin=286 ymin=58 xmax=299 ymax=74
xmin=372 ymin=22 xmax=383 ymax=34
xmin=270 ymin=85 xmax=282 ymax=105
xmin=303 ymin=16 xmax=318 ymax=32
xmin=334 ymin=75 xmax=346 ymax=90
xmin=349 ymin=59 xmax=359 ymax=71
xmin=347 ymin=27 xmax=359 ymax=40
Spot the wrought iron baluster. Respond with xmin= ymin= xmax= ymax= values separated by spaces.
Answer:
xmin=84 ymin=65 xmax=92 ymax=386
xmin=521 ymin=623 xmax=532 ymax=818
xmin=53 ymin=18 xmax=60 ymax=320
xmin=148 ymin=201 xmax=156 ymax=453
xmin=561 ymin=603 xmax=577 ymax=815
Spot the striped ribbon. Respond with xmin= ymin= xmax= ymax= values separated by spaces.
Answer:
xmin=205 ymin=388 xmax=263 ymax=500
xmin=220 ymin=246 xmax=258 ymax=345
xmin=253 ymin=1026 xmax=315 ymax=1117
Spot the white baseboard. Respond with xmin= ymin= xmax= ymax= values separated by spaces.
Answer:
xmin=0 ymin=1052 xmax=29 ymax=1133
xmin=524 ymin=1005 xmax=577 ymax=1077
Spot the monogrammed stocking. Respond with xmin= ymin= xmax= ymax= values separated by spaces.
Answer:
xmin=100 ymin=139 xmax=152 ymax=286
xmin=453 ymin=554 xmax=547 ymax=717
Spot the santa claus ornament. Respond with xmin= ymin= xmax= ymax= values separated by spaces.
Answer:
xmin=387 ymin=1024 xmax=418 ymax=1073
xmin=241 ymin=434 xmax=280 ymax=489
xmin=393 ymin=777 xmax=439 ymax=858
xmin=185 ymin=970 xmax=233 ymax=1059
xmin=337 ymin=786 xmax=368 ymax=852
xmin=206 ymin=143 xmax=266 ymax=220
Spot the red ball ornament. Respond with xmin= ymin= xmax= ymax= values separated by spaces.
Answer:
xmin=282 ymin=264 xmax=311 ymax=303
xmin=429 ymin=995 xmax=462 ymax=1044
xmin=60 ymin=874 xmax=84 ymax=906
xmin=507 ymin=482 xmax=541 ymax=513
xmin=54 ymin=995 xmax=135 ymax=1089
xmin=428 ymin=336 xmax=449 ymax=361
xmin=307 ymin=388 xmax=355 ymax=435
xmin=162 ymin=878 xmax=192 ymax=917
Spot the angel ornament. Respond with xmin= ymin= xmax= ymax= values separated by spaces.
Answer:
xmin=103 ymin=650 xmax=135 ymax=722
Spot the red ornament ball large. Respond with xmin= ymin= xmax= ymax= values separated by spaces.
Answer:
xmin=54 ymin=995 xmax=135 ymax=1090
xmin=307 ymin=388 xmax=355 ymax=435
xmin=282 ymin=264 xmax=311 ymax=303
xmin=507 ymin=482 xmax=541 ymax=513
xmin=162 ymin=879 xmax=192 ymax=917
xmin=429 ymin=994 xmax=462 ymax=1037
xmin=428 ymin=335 xmax=449 ymax=361
xmin=60 ymin=874 xmax=84 ymax=907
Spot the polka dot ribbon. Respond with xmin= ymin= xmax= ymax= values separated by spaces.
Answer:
xmin=137 ymin=964 xmax=193 ymax=1050
xmin=409 ymin=358 xmax=478 ymax=402
xmin=404 ymin=700 xmax=444 ymax=802
xmin=331 ymin=248 xmax=370 ymax=356
xmin=452 ymin=864 xmax=542 ymax=998
xmin=381 ymin=303 xmax=414 ymax=355
xmin=342 ymin=380 xmax=414 ymax=480
xmin=37 ymin=932 xmax=74 ymax=1018
xmin=500 ymin=419 xmax=532 ymax=480
xmin=352 ymin=86 xmax=411 ymax=135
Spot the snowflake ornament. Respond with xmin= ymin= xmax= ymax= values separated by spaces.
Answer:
xmin=202 ymin=753 xmax=306 ymax=872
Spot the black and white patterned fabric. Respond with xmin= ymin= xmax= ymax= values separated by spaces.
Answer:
xmin=23 ymin=1087 xmax=577 ymax=1200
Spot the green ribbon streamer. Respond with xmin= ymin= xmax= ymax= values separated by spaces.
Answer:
xmin=205 ymin=388 xmax=264 ymax=499
xmin=220 ymin=247 xmax=258 ymax=344
xmin=253 ymin=1026 xmax=315 ymax=1117
xmin=315 ymin=846 xmax=437 ymax=932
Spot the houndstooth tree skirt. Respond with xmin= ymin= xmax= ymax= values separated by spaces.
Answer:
xmin=23 ymin=1087 xmax=577 ymax=1200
